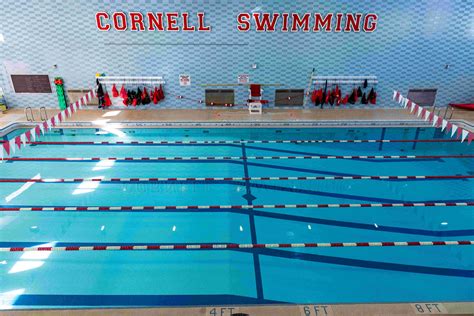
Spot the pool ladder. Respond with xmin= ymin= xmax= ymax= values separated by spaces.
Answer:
xmin=24 ymin=107 xmax=35 ymax=122
xmin=25 ymin=107 xmax=48 ymax=122
xmin=39 ymin=107 xmax=48 ymax=121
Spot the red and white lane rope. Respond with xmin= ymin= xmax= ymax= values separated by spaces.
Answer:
xmin=3 ymin=154 xmax=473 ymax=162
xmin=0 ymin=175 xmax=472 ymax=183
xmin=1 ymin=202 xmax=472 ymax=212
xmin=1 ymin=240 xmax=472 ymax=252
xmin=8 ymin=139 xmax=460 ymax=145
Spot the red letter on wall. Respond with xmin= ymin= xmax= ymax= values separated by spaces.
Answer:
xmin=96 ymin=12 xmax=110 ymax=31
xmin=113 ymin=12 xmax=127 ymax=31
xmin=237 ymin=13 xmax=251 ymax=31
xmin=313 ymin=13 xmax=333 ymax=32
xmin=182 ymin=12 xmax=196 ymax=31
xmin=253 ymin=13 xmax=280 ymax=32
xmin=129 ymin=12 xmax=145 ymax=31
xmin=344 ymin=13 xmax=362 ymax=32
xmin=363 ymin=13 xmax=378 ymax=32
xmin=147 ymin=12 xmax=164 ymax=31
xmin=166 ymin=12 xmax=179 ymax=31
xmin=197 ymin=12 xmax=211 ymax=31
xmin=291 ymin=13 xmax=311 ymax=32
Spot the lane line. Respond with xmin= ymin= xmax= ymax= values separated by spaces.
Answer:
xmin=0 ymin=175 xmax=472 ymax=183
xmin=3 ymin=155 xmax=472 ymax=162
xmin=0 ymin=202 xmax=472 ymax=212
xmin=3 ymin=139 xmax=460 ymax=145
xmin=2 ymin=240 xmax=472 ymax=252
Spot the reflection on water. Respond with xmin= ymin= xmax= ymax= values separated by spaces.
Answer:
xmin=4 ymin=173 xmax=40 ymax=203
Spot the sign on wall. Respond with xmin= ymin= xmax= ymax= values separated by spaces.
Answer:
xmin=95 ymin=12 xmax=378 ymax=33
xmin=11 ymin=75 xmax=52 ymax=93
xmin=238 ymin=74 xmax=249 ymax=84
xmin=179 ymin=74 xmax=191 ymax=86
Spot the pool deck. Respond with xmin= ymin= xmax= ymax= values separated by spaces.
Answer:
xmin=2 ymin=302 xmax=474 ymax=315
xmin=1 ymin=107 xmax=474 ymax=130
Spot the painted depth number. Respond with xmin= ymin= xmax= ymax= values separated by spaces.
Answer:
xmin=300 ymin=305 xmax=333 ymax=315
xmin=411 ymin=303 xmax=447 ymax=314
xmin=208 ymin=307 xmax=240 ymax=316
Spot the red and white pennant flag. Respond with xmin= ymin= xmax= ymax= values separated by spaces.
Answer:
xmin=1 ymin=89 xmax=94 ymax=158
xmin=394 ymin=90 xmax=473 ymax=144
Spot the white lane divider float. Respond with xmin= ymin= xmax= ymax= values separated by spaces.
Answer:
xmin=3 ymin=154 xmax=473 ymax=162
xmin=14 ymin=138 xmax=461 ymax=145
xmin=1 ymin=202 xmax=472 ymax=212
xmin=0 ymin=175 xmax=472 ymax=183
xmin=1 ymin=240 xmax=472 ymax=252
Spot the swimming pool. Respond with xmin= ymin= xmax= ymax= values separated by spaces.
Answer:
xmin=0 ymin=126 xmax=473 ymax=309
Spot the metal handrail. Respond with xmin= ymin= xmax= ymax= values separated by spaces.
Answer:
xmin=39 ymin=107 xmax=48 ymax=121
xmin=25 ymin=107 xmax=34 ymax=122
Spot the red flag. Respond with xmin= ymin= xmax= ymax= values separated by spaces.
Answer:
xmin=80 ymin=97 xmax=85 ymax=106
xmin=155 ymin=86 xmax=161 ymax=102
xmin=446 ymin=122 xmax=453 ymax=133
xmin=311 ymin=90 xmax=317 ymax=103
xmin=15 ymin=137 xmax=22 ymax=149
xmin=111 ymin=84 xmax=119 ymax=98
xmin=158 ymin=85 xmax=165 ymax=100
xmin=421 ymin=108 xmax=427 ymax=118
xmin=42 ymin=121 xmax=49 ymax=132
xmin=334 ymin=85 xmax=340 ymax=98
xmin=25 ymin=130 xmax=32 ymax=142
xmin=104 ymin=92 xmax=112 ymax=107
xmin=57 ymin=112 xmax=63 ymax=122
xmin=85 ymin=92 xmax=90 ymax=102
xmin=35 ymin=125 xmax=41 ymax=136
xmin=153 ymin=87 xmax=159 ymax=104
xmin=120 ymin=85 xmax=127 ymax=99
xmin=2 ymin=141 xmax=10 ymax=155
xmin=341 ymin=95 xmax=349 ymax=105
xmin=413 ymin=104 xmax=419 ymax=114
xmin=436 ymin=116 xmax=443 ymax=128
xmin=456 ymin=127 xmax=463 ymax=139
xmin=468 ymin=132 xmax=474 ymax=144
xmin=428 ymin=112 xmax=435 ymax=122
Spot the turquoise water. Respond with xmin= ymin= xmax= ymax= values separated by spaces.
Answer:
xmin=0 ymin=126 xmax=473 ymax=309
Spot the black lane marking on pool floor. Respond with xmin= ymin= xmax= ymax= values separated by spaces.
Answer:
xmin=2 ymin=205 xmax=472 ymax=237
xmin=239 ymin=248 xmax=474 ymax=278
xmin=2 ymin=240 xmax=473 ymax=278
xmin=241 ymin=142 xmax=264 ymax=300
xmin=1 ymin=178 xmax=471 ymax=205
xmin=5 ymin=294 xmax=282 ymax=307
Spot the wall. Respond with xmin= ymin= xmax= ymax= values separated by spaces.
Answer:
xmin=0 ymin=0 xmax=473 ymax=109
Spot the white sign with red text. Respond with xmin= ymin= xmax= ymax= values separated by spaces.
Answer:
xmin=179 ymin=74 xmax=191 ymax=86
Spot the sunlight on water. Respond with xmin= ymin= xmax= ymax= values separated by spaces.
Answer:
xmin=72 ymin=176 xmax=104 ymax=195
xmin=101 ymin=126 xmax=127 ymax=138
xmin=93 ymin=159 xmax=116 ymax=171
xmin=9 ymin=242 xmax=57 ymax=274
xmin=0 ymin=289 xmax=25 ymax=309
xmin=4 ymin=174 xmax=41 ymax=203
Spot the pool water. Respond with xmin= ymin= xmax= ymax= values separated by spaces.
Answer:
xmin=0 ymin=126 xmax=473 ymax=309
